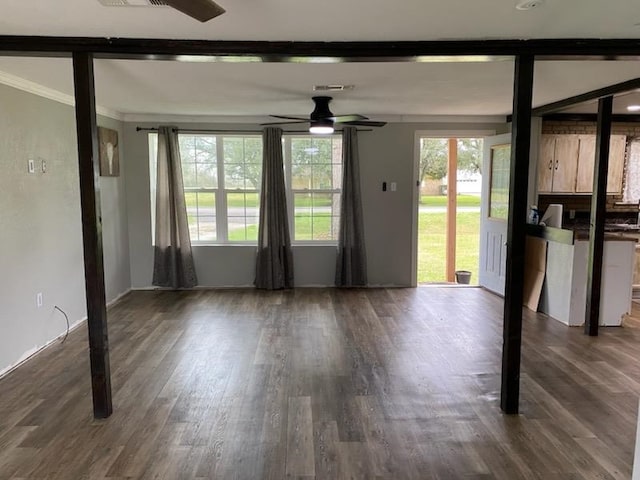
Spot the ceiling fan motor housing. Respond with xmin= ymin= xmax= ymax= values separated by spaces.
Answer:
xmin=310 ymin=96 xmax=334 ymax=120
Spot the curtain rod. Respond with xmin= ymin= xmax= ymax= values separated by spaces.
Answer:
xmin=136 ymin=127 xmax=373 ymax=133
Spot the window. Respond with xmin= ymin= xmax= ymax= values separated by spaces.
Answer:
xmin=286 ymin=136 xmax=342 ymax=242
xmin=180 ymin=135 xmax=218 ymax=241
xmin=149 ymin=132 xmax=342 ymax=244
xmin=150 ymin=133 xmax=262 ymax=244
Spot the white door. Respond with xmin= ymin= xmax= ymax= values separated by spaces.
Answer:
xmin=479 ymin=133 xmax=512 ymax=295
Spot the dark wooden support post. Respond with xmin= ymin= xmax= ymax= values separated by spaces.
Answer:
xmin=584 ymin=96 xmax=613 ymax=336
xmin=500 ymin=55 xmax=534 ymax=415
xmin=72 ymin=52 xmax=113 ymax=418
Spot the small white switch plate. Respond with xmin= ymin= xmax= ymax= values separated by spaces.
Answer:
xmin=390 ymin=182 xmax=397 ymax=192
xmin=41 ymin=159 xmax=46 ymax=173
xmin=28 ymin=159 xmax=35 ymax=174
xmin=36 ymin=292 xmax=43 ymax=308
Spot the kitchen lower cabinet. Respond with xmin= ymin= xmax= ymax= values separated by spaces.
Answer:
xmin=539 ymin=237 xmax=635 ymax=326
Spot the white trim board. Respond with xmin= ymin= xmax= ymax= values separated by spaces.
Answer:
xmin=0 ymin=70 xmax=123 ymax=121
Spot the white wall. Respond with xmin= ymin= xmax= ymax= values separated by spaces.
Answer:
xmin=125 ymin=120 xmax=506 ymax=288
xmin=0 ymin=83 xmax=131 ymax=376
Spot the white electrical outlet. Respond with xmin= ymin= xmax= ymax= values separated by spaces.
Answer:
xmin=28 ymin=159 xmax=35 ymax=174
xmin=390 ymin=182 xmax=397 ymax=192
xmin=36 ymin=292 xmax=43 ymax=308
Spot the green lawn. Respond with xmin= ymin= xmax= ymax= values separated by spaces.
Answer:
xmin=185 ymin=192 xmax=333 ymax=209
xmin=418 ymin=211 xmax=480 ymax=284
xmin=420 ymin=194 xmax=481 ymax=207
xmin=228 ymin=214 xmax=334 ymax=242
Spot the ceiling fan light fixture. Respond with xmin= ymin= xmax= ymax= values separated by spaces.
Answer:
xmin=309 ymin=118 xmax=334 ymax=134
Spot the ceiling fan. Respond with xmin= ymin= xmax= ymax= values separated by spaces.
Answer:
xmin=162 ymin=0 xmax=225 ymax=22
xmin=262 ymin=96 xmax=387 ymax=134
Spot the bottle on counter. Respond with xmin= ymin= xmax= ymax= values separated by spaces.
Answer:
xmin=528 ymin=205 xmax=539 ymax=225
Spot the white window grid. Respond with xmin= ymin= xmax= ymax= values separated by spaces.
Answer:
xmin=181 ymin=134 xmax=262 ymax=245
xmin=284 ymin=135 xmax=342 ymax=244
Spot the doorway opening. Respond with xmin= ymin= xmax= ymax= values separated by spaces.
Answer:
xmin=417 ymin=137 xmax=483 ymax=285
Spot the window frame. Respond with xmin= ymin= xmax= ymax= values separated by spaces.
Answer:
xmin=150 ymin=131 xmax=343 ymax=246
xmin=174 ymin=132 xmax=263 ymax=245
xmin=284 ymin=134 xmax=343 ymax=246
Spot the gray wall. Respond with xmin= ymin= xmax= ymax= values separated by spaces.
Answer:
xmin=125 ymin=120 xmax=506 ymax=288
xmin=0 ymin=83 xmax=130 ymax=376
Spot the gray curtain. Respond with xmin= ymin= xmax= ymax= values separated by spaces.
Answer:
xmin=152 ymin=126 xmax=198 ymax=288
xmin=336 ymin=127 xmax=367 ymax=287
xmin=255 ymin=127 xmax=294 ymax=289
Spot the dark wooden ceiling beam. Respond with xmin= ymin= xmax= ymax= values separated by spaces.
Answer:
xmin=3 ymin=36 xmax=640 ymax=60
xmin=540 ymin=113 xmax=640 ymax=123
xmin=530 ymin=77 xmax=640 ymax=117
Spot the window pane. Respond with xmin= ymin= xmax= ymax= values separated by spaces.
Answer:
xmin=224 ymin=164 xmax=244 ymax=189
xmin=197 ymin=163 xmax=216 ymax=188
xmin=184 ymin=192 xmax=198 ymax=240
xmin=195 ymin=136 xmax=216 ymax=163
xmin=223 ymin=137 xmax=263 ymax=191
xmin=294 ymin=193 xmax=312 ymax=240
xmin=182 ymin=163 xmax=197 ymax=188
xmin=489 ymin=144 xmax=510 ymax=220
xmin=292 ymin=164 xmax=312 ymax=190
xmin=227 ymin=192 xmax=260 ymax=241
xmin=177 ymin=135 xmax=220 ymax=242
xmin=224 ymin=137 xmax=244 ymax=164
xmin=331 ymin=138 xmax=342 ymax=163
xmin=313 ymin=138 xmax=333 ymax=164
xmin=244 ymin=138 xmax=262 ymax=164
xmin=179 ymin=136 xmax=196 ymax=162
xmin=312 ymin=215 xmax=331 ymax=241
xmin=195 ymin=193 xmax=216 ymax=241
xmin=197 ymin=216 xmax=216 ymax=242
xmin=311 ymin=164 xmax=333 ymax=189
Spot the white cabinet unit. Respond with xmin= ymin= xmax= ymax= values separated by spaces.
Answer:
xmin=539 ymin=237 xmax=635 ymax=326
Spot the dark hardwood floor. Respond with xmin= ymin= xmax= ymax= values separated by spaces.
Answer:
xmin=0 ymin=287 xmax=638 ymax=479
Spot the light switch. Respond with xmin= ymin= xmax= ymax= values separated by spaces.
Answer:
xmin=28 ymin=159 xmax=35 ymax=174
xmin=41 ymin=159 xmax=46 ymax=173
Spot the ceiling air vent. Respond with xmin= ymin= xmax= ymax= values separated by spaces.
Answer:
xmin=313 ymin=85 xmax=355 ymax=92
xmin=96 ymin=0 xmax=169 ymax=7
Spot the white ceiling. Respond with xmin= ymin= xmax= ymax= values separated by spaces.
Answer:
xmin=1 ymin=0 xmax=640 ymax=120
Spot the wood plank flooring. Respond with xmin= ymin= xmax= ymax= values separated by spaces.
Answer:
xmin=1 ymin=287 xmax=639 ymax=479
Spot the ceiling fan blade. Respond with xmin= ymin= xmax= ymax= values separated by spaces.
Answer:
xmin=260 ymin=120 xmax=310 ymax=126
xmin=332 ymin=114 xmax=368 ymax=123
xmin=270 ymin=115 xmax=310 ymax=121
xmin=163 ymin=0 xmax=225 ymax=22
xmin=341 ymin=120 xmax=387 ymax=127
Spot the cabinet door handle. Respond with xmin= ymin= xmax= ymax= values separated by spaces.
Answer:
xmin=548 ymin=159 xmax=553 ymax=170
xmin=554 ymin=159 xmax=559 ymax=171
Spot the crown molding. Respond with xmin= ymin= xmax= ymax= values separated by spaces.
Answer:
xmin=0 ymin=70 xmax=123 ymax=121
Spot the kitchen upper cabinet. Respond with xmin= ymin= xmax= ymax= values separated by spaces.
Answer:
xmin=537 ymin=134 xmax=579 ymax=194
xmin=538 ymin=133 xmax=627 ymax=194
xmin=575 ymin=134 xmax=627 ymax=194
